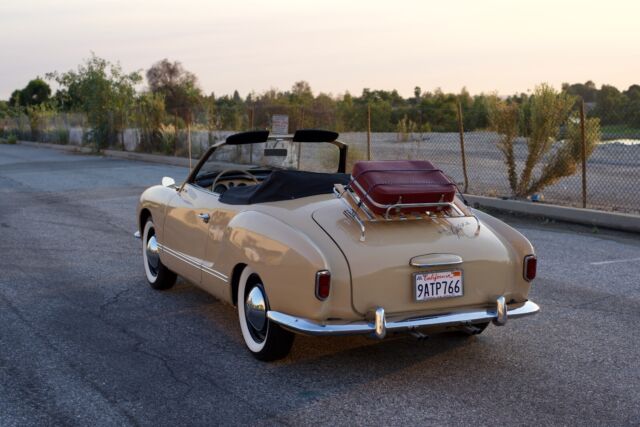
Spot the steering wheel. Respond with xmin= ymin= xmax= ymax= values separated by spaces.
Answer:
xmin=211 ymin=169 xmax=259 ymax=192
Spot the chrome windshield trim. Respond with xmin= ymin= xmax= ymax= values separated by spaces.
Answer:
xmin=268 ymin=300 xmax=540 ymax=338
xmin=184 ymin=182 xmax=221 ymax=198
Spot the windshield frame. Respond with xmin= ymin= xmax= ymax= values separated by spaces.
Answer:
xmin=181 ymin=131 xmax=348 ymax=191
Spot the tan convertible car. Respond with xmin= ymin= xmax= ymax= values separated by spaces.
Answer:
xmin=136 ymin=130 xmax=539 ymax=360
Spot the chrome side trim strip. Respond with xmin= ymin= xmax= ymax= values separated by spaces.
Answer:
xmin=157 ymin=243 xmax=229 ymax=282
xmin=268 ymin=299 xmax=540 ymax=338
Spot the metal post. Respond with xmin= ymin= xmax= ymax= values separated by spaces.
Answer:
xmin=367 ymin=104 xmax=372 ymax=160
xmin=187 ymin=122 xmax=192 ymax=171
xmin=249 ymin=106 xmax=254 ymax=164
xmin=580 ymin=100 xmax=587 ymax=208
xmin=456 ymin=100 xmax=469 ymax=193
xmin=121 ymin=111 xmax=126 ymax=151
xmin=297 ymin=106 xmax=304 ymax=169
xmin=174 ymin=110 xmax=179 ymax=157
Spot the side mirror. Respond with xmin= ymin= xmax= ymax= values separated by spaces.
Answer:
xmin=162 ymin=176 xmax=177 ymax=188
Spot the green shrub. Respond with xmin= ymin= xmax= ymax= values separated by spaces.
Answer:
xmin=488 ymin=84 xmax=592 ymax=198
xmin=7 ymin=134 xmax=17 ymax=144
xmin=396 ymin=114 xmax=417 ymax=142
xmin=56 ymin=128 xmax=69 ymax=145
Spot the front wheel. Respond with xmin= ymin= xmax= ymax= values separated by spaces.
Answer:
xmin=142 ymin=218 xmax=177 ymax=290
xmin=237 ymin=267 xmax=294 ymax=361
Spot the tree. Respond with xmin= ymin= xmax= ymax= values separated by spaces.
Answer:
xmin=488 ymin=84 xmax=596 ymax=198
xmin=623 ymin=85 xmax=640 ymax=128
xmin=593 ymin=85 xmax=626 ymax=125
xmin=22 ymin=79 xmax=51 ymax=106
xmin=9 ymin=90 xmax=22 ymax=108
xmin=135 ymin=92 xmax=166 ymax=153
xmin=8 ymin=78 xmax=51 ymax=108
xmin=48 ymin=53 xmax=142 ymax=149
xmin=0 ymin=100 xmax=9 ymax=119
xmin=146 ymin=59 xmax=202 ymax=155
xmin=465 ymin=95 xmax=490 ymax=130
xmin=291 ymin=81 xmax=313 ymax=102
xmin=528 ymin=114 xmax=600 ymax=195
xmin=146 ymin=59 xmax=201 ymax=123
xmin=487 ymin=96 xmax=520 ymax=193
xmin=562 ymin=81 xmax=598 ymax=103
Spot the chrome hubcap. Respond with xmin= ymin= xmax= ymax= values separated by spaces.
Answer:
xmin=146 ymin=234 xmax=160 ymax=272
xmin=245 ymin=286 xmax=267 ymax=332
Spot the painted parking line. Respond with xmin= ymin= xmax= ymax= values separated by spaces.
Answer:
xmin=589 ymin=257 xmax=640 ymax=266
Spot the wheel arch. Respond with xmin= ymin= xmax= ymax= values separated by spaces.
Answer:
xmin=230 ymin=262 xmax=248 ymax=306
xmin=139 ymin=208 xmax=152 ymax=233
xmin=217 ymin=210 xmax=334 ymax=319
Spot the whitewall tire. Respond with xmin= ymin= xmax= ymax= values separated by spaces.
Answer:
xmin=142 ymin=218 xmax=177 ymax=290
xmin=237 ymin=266 xmax=294 ymax=361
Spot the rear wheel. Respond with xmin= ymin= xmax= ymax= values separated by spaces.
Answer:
xmin=142 ymin=218 xmax=177 ymax=290
xmin=237 ymin=266 xmax=294 ymax=361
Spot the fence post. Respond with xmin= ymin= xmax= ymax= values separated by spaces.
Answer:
xmin=580 ymin=100 xmax=587 ymax=208
xmin=121 ymin=111 xmax=126 ymax=151
xmin=187 ymin=122 xmax=192 ymax=171
xmin=456 ymin=100 xmax=469 ymax=193
xmin=297 ymin=106 xmax=304 ymax=169
xmin=174 ymin=110 xmax=179 ymax=157
xmin=249 ymin=106 xmax=254 ymax=164
xmin=367 ymin=104 xmax=372 ymax=160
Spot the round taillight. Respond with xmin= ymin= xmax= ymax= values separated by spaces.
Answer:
xmin=315 ymin=270 xmax=331 ymax=300
xmin=524 ymin=255 xmax=537 ymax=282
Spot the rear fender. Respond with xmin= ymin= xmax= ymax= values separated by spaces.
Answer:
xmin=473 ymin=209 xmax=535 ymax=302
xmin=216 ymin=211 xmax=350 ymax=320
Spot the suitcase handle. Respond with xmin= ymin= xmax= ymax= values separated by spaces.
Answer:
xmin=351 ymin=167 xmax=446 ymax=181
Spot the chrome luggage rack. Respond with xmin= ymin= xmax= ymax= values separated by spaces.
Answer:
xmin=333 ymin=183 xmax=480 ymax=242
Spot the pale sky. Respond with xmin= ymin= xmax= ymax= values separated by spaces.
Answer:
xmin=1 ymin=0 xmax=639 ymax=100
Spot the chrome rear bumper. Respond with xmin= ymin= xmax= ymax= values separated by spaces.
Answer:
xmin=267 ymin=298 xmax=539 ymax=339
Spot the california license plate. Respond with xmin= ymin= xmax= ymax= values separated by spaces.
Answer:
xmin=414 ymin=270 xmax=463 ymax=301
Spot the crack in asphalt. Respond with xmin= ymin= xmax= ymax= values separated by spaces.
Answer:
xmin=2 ymin=267 xmax=195 ymax=423
xmin=131 ymin=338 xmax=194 ymax=393
xmin=0 ymin=292 xmax=141 ymax=426
xmin=99 ymin=287 xmax=134 ymax=312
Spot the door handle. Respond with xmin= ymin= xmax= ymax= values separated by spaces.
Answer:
xmin=197 ymin=213 xmax=210 ymax=223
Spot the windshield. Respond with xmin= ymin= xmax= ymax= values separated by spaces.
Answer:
xmin=197 ymin=139 xmax=342 ymax=179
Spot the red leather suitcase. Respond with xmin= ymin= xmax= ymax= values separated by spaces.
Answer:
xmin=350 ymin=160 xmax=456 ymax=215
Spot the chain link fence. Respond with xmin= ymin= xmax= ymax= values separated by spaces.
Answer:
xmin=2 ymin=103 xmax=638 ymax=215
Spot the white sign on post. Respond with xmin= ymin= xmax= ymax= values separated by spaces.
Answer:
xmin=271 ymin=115 xmax=289 ymax=135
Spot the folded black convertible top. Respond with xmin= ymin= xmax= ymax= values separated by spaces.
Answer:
xmin=219 ymin=170 xmax=350 ymax=205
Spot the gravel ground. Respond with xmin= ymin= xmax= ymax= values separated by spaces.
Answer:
xmin=320 ymin=132 xmax=640 ymax=213
xmin=0 ymin=144 xmax=639 ymax=426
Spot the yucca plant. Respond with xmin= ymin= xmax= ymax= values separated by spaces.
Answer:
xmin=526 ymin=113 xmax=600 ymax=195
xmin=488 ymin=99 xmax=519 ymax=193
xmin=488 ymin=84 xmax=600 ymax=198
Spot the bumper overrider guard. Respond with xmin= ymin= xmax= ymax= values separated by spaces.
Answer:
xmin=267 ymin=297 xmax=540 ymax=339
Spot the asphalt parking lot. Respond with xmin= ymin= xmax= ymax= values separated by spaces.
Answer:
xmin=1 ymin=144 xmax=638 ymax=426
